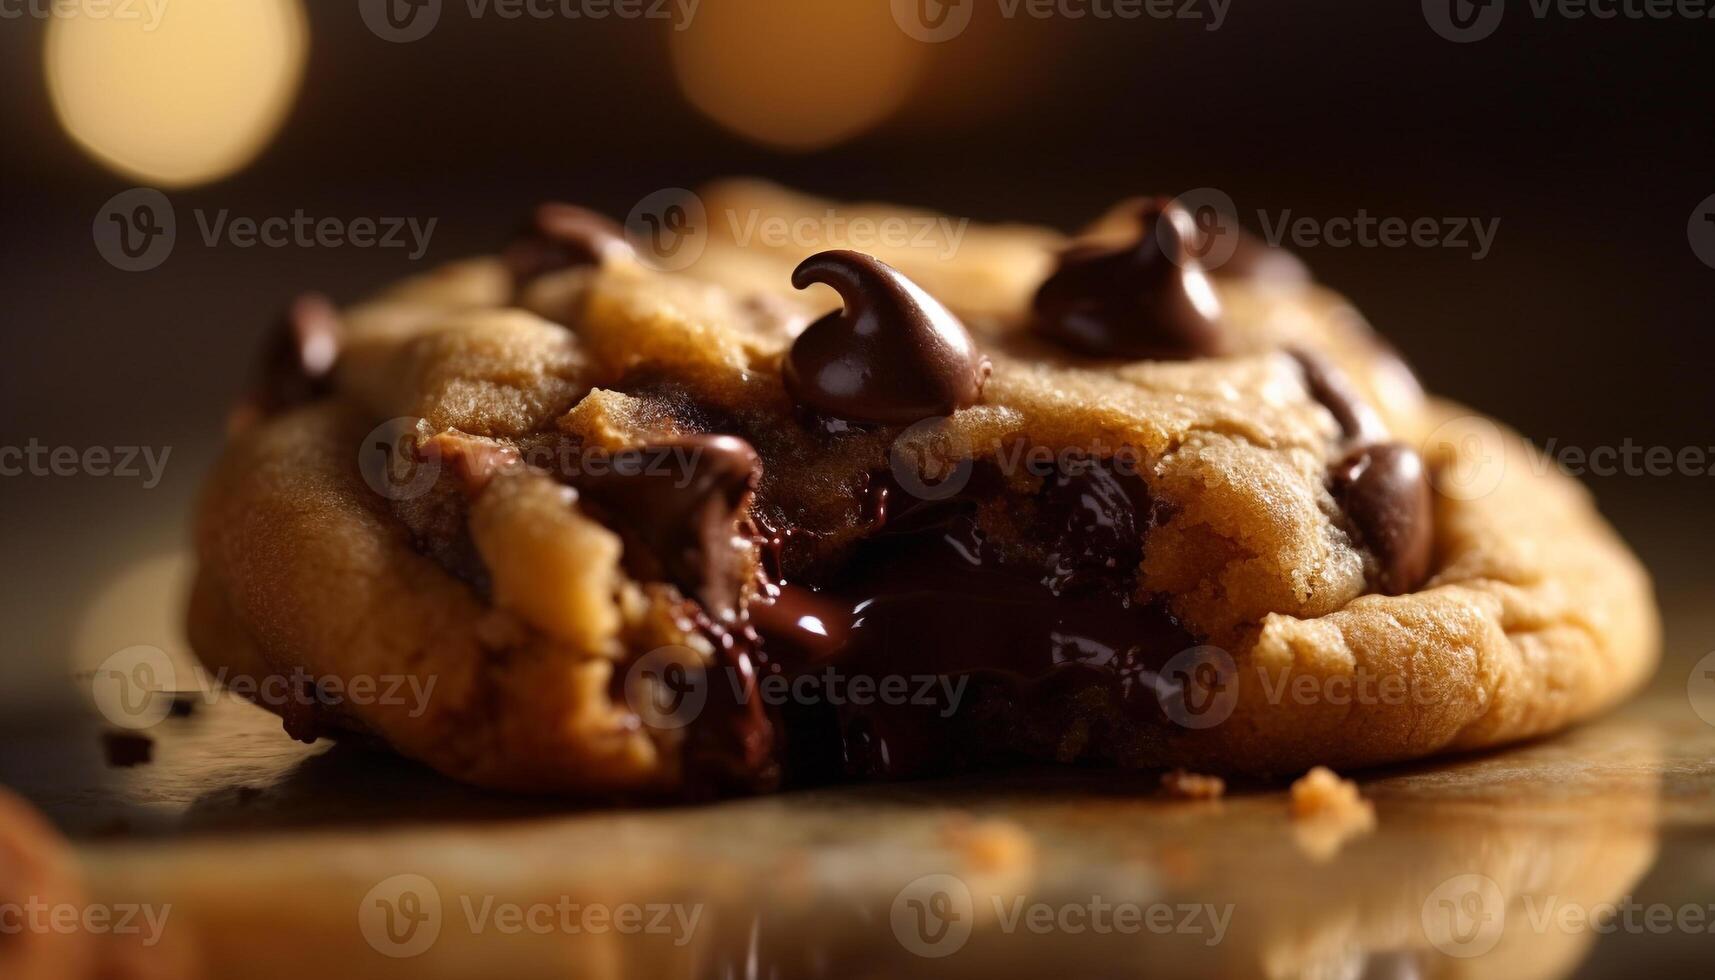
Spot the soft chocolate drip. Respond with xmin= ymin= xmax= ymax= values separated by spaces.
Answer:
xmin=228 ymin=293 xmax=342 ymax=434
xmin=503 ymin=202 xmax=632 ymax=285
xmin=783 ymin=250 xmax=991 ymax=425
xmin=672 ymin=604 xmax=781 ymax=797
xmin=1330 ymin=442 xmax=1434 ymax=596
xmin=1033 ymin=199 xmax=1227 ymax=360
xmin=751 ymin=461 xmax=1194 ymax=782
xmin=576 ymin=435 xmax=760 ymax=620
xmin=1289 ymin=348 xmax=1389 ymax=445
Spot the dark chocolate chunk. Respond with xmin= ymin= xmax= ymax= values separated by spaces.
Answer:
xmin=1289 ymin=348 xmax=1389 ymax=445
xmin=228 ymin=293 xmax=342 ymax=433
xmin=1330 ymin=442 xmax=1434 ymax=595
xmin=1033 ymin=199 xmax=1227 ymax=360
xmin=783 ymin=250 xmax=991 ymax=425
xmin=503 ymin=202 xmax=633 ymax=284
xmin=577 ymin=435 xmax=761 ymax=619
xmin=101 ymin=730 xmax=153 ymax=768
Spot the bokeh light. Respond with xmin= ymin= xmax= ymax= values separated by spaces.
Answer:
xmin=669 ymin=0 xmax=926 ymax=152
xmin=45 ymin=0 xmax=308 ymax=187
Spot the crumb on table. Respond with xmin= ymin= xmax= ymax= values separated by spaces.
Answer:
xmin=1288 ymin=766 xmax=1373 ymax=822
xmin=1160 ymin=769 xmax=1226 ymax=800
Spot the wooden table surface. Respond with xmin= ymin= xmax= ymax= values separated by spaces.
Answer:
xmin=6 ymin=670 xmax=1714 ymax=980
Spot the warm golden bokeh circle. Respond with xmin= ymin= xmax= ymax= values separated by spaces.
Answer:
xmin=45 ymin=0 xmax=309 ymax=187
xmin=669 ymin=0 xmax=928 ymax=151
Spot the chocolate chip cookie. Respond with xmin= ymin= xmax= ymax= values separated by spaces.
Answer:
xmin=188 ymin=181 xmax=1658 ymax=795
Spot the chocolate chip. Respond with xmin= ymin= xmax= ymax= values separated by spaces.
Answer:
xmin=1330 ymin=442 xmax=1434 ymax=595
xmin=783 ymin=250 xmax=991 ymax=425
xmin=577 ymin=435 xmax=761 ymax=619
xmin=228 ymin=293 xmax=342 ymax=434
xmin=1033 ymin=199 xmax=1227 ymax=359
xmin=503 ymin=202 xmax=633 ymax=284
xmin=101 ymin=730 xmax=153 ymax=768
xmin=1289 ymin=348 xmax=1388 ymax=445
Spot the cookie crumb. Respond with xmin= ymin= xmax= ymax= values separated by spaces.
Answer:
xmin=941 ymin=817 xmax=1034 ymax=874
xmin=1288 ymin=767 xmax=1375 ymax=860
xmin=1160 ymin=769 xmax=1225 ymax=800
xmin=101 ymin=731 xmax=153 ymax=768
xmin=1288 ymin=766 xmax=1371 ymax=821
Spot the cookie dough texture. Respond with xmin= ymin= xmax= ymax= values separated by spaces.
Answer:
xmin=187 ymin=181 xmax=1658 ymax=794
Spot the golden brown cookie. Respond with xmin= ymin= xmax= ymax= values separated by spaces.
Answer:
xmin=188 ymin=182 xmax=1657 ymax=795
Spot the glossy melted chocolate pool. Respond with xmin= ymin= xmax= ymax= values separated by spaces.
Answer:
xmin=749 ymin=461 xmax=1197 ymax=782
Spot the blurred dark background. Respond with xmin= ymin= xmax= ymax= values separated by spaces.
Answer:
xmin=1 ymin=0 xmax=1710 ymax=711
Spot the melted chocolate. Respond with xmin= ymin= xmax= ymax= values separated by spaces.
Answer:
xmin=1330 ymin=442 xmax=1434 ymax=596
xmin=1033 ymin=199 xmax=1227 ymax=360
xmin=753 ymin=462 xmax=1195 ymax=781
xmin=783 ymin=250 xmax=991 ymax=425
xmin=575 ymin=435 xmax=761 ymax=621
